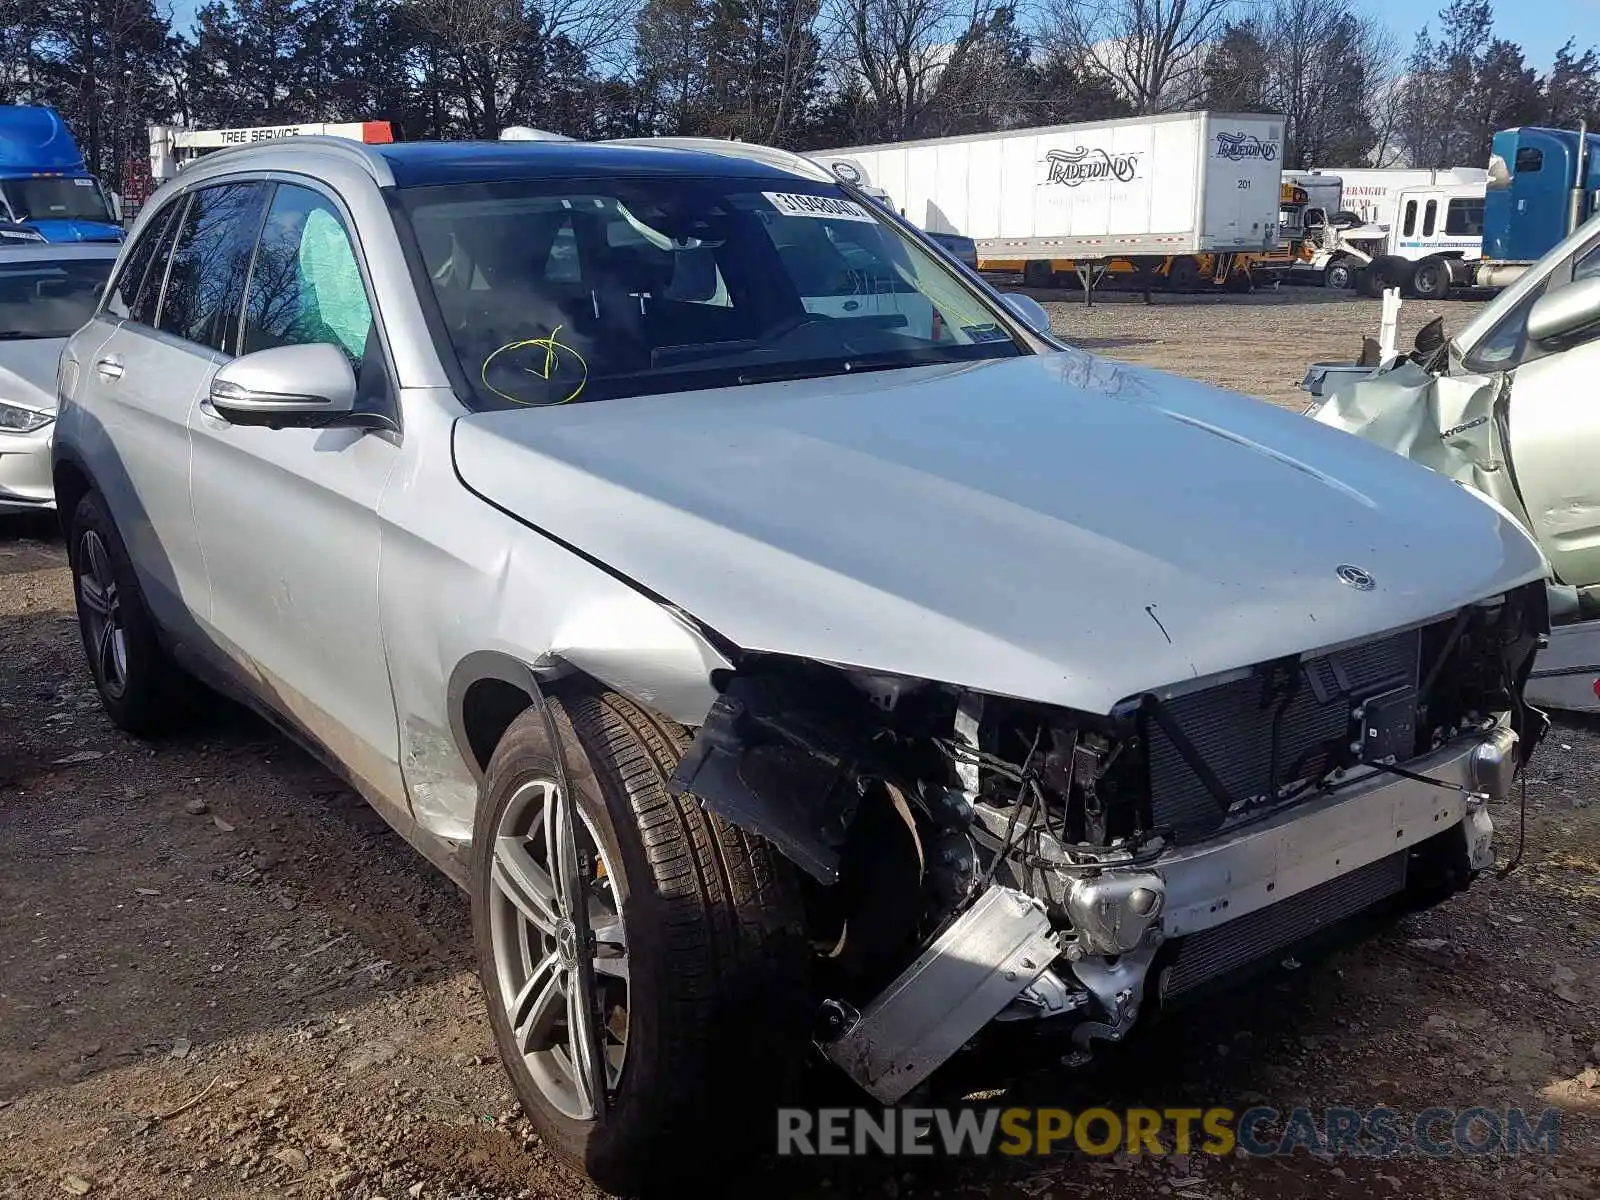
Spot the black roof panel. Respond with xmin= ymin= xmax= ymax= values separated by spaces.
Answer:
xmin=375 ymin=140 xmax=810 ymax=188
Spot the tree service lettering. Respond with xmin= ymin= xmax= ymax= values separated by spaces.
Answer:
xmin=1044 ymin=147 xmax=1140 ymax=187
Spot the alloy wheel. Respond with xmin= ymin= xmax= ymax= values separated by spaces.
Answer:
xmin=488 ymin=778 xmax=628 ymax=1121
xmin=77 ymin=530 xmax=128 ymax=700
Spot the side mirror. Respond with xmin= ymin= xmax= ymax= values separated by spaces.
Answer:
xmin=999 ymin=292 xmax=1052 ymax=336
xmin=208 ymin=343 xmax=358 ymax=428
xmin=1527 ymin=276 xmax=1600 ymax=347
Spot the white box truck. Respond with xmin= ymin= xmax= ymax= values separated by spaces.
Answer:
xmin=815 ymin=112 xmax=1287 ymax=298
xmin=1296 ymin=166 xmax=1488 ymax=224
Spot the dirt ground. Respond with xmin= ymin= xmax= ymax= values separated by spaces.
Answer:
xmin=3 ymin=287 xmax=1598 ymax=1200
xmin=1034 ymin=280 xmax=1489 ymax=410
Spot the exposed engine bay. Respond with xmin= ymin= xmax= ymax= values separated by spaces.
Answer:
xmin=670 ymin=581 xmax=1548 ymax=1101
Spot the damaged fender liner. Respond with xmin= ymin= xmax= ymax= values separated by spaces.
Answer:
xmin=669 ymin=671 xmax=873 ymax=884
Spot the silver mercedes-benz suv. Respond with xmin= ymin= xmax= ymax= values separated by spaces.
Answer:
xmin=53 ymin=134 xmax=1548 ymax=1191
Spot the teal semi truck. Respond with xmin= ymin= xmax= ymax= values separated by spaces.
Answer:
xmin=0 ymin=106 xmax=122 ymax=244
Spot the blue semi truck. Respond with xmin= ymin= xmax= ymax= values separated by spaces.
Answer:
xmin=1482 ymin=124 xmax=1600 ymax=266
xmin=0 ymin=105 xmax=123 ymax=244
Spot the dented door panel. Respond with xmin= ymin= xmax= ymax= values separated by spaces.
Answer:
xmin=1504 ymin=338 xmax=1600 ymax=589
xmin=1309 ymin=362 xmax=1530 ymax=528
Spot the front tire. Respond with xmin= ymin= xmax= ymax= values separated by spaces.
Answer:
xmin=68 ymin=490 xmax=196 ymax=735
xmin=1324 ymin=256 xmax=1358 ymax=291
xmin=471 ymin=689 xmax=810 ymax=1192
xmin=1408 ymin=257 xmax=1451 ymax=301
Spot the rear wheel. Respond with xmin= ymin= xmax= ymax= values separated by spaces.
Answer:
xmin=1022 ymin=260 xmax=1053 ymax=289
xmin=471 ymin=689 xmax=810 ymax=1192
xmin=1408 ymin=257 xmax=1451 ymax=301
xmin=68 ymin=490 xmax=197 ymax=735
xmin=1167 ymin=257 xmax=1201 ymax=293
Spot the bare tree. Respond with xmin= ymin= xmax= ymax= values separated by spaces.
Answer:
xmin=1048 ymin=0 xmax=1238 ymax=113
xmin=825 ymin=0 xmax=1022 ymax=140
xmin=1259 ymin=0 xmax=1397 ymax=165
xmin=407 ymin=0 xmax=639 ymax=134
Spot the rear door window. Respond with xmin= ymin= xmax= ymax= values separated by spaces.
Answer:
xmin=105 ymin=200 xmax=182 ymax=324
xmin=1402 ymin=201 xmax=1417 ymax=237
xmin=158 ymin=182 xmax=271 ymax=352
xmin=1423 ymin=200 xmax=1438 ymax=237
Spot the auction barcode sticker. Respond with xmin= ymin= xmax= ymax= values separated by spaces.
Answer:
xmin=763 ymin=192 xmax=876 ymax=223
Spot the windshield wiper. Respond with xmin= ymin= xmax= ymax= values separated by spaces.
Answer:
xmin=736 ymin=359 xmax=918 ymax=386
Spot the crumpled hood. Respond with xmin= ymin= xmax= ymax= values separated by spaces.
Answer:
xmin=0 ymin=338 xmax=64 ymax=413
xmin=453 ymin=350 xmax=1547 ymax=713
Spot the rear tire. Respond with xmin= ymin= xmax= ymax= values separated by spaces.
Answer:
xmin=471 ymin=688 xmax=811 ymax=1193
xmin=68 ymin=490 xmax=197 ymax=736
xmin=1022 ymin=260 xmax=1053 ymax=289
xmin=1167 ymin=257 xmax=1201 ymax=293
xmin=1408 ymin=257 xmax=1451 ymax=301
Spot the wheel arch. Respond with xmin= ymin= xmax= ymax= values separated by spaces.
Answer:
xmin=51 ymin=451 xmax=96 ymax=539
xmin=446 ymin=603 xmax=734 ymax=782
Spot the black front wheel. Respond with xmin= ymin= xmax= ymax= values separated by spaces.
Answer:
xmin=1324 ymin=256 xmax=1357 ymax=291
xmin=69 ymin=490 xmax=197 ymax=735
xmin=471 ymin=689 xmax=810 ymax=1193
xmin=1409 ymin=258 xmax=1451 ymax=301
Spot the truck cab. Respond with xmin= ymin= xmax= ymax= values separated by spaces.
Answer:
xmin=1312 ymin=182 xmax=1485 ymax=299
xmin=0 ymin=106 xmax=122 ymax=243
xmin=1484 ymin=126 xmax=1600 ymax=265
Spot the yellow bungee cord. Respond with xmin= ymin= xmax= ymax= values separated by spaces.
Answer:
xmin=480 ymin=324 xmax=590 ymax=405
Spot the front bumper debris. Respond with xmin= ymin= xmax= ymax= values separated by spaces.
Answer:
xmin=817 ymin=722 xmax=1514 ymax=1100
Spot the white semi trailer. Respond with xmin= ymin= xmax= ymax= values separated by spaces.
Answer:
xmin=815 ymin=111 xmax=1287 ymax=299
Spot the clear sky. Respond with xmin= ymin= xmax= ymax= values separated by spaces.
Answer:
xmin=163 ymin=0 xmax=1600 ymax=72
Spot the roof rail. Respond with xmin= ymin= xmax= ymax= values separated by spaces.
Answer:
xmin=162 ymin=134 xmax=395 ymax=186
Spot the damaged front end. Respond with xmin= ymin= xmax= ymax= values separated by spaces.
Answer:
xmin=670 ymin=583 xmax=1548 ymax=1103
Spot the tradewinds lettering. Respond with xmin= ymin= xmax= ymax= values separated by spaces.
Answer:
xmin=1043 ymin=147 xmax=1140 ymax=187
xmin=1214 ymin=132 xmax=1279 ymax=162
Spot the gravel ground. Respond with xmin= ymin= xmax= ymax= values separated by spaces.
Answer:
xmin=1031 ymin=281 xmax=1490 ymax=409
xmin=2 ymin=289 xmax=1598 ymax=1200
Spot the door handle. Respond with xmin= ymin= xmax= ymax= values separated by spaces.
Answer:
xmin=94 ymin=355 xmax=124 ymax=381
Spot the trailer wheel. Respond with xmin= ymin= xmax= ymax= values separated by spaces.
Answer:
xmin=1324 ymin=256 xmax=1358 ymax=291
xmin=1408 ymin=257 xmax=1451 ymax=301
xmin=1167 ymin=257 xmax=1201 ymax=293
xmin=1357 ymin=264 xmax=1388 ymax=297
xmin=1022 ymin=260 xmax=1053 ymax=289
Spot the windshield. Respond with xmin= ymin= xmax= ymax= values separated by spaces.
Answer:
xmin=0 ymin=256 xmax=114 ymax=339
xmin=2 ymin=177 xmax=114 ymax=224
xmin=398 ymin=176 xmax=1024 ymax=408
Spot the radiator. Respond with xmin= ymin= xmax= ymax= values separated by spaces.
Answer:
xmin=1146 ymin=627 xmax=1423 ymax=841
xmin=1161 ymin=849 xmax=1409 ymax=998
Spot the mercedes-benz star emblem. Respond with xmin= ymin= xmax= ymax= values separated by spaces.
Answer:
xmin=1336 ymin=564 xmax=1375 ymax=591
